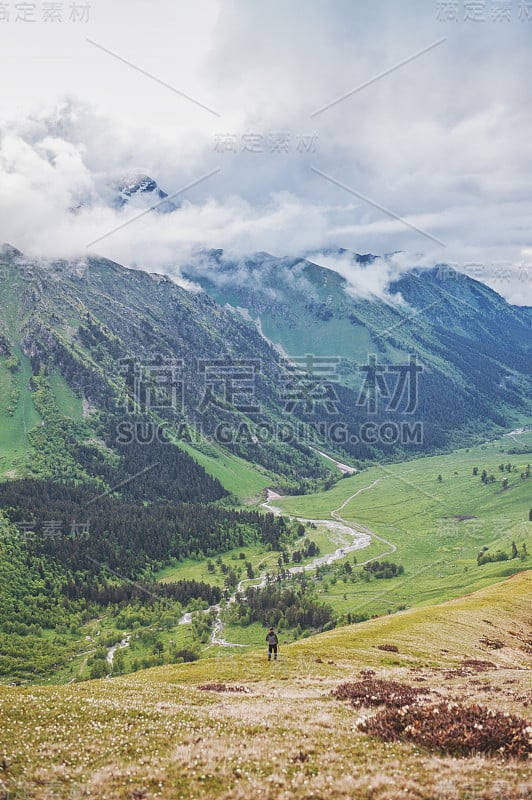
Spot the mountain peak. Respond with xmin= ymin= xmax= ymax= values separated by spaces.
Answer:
xmin=0 ymin=243 xmax=23 ymax=259
xmin=309 ymin=247 xmax=378 ymax=265
xmin=115 ymin=173 xmax=159 ymax=197
xmin=111 ymin=173 xmax=178 ymax=213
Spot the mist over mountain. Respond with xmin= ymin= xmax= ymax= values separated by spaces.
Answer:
xmin=1 ymin=99 xmax=531 ymax=304
xmin=1 ymin=245 xmax=530 ymax=494
xmin=111 ymin=173 xmax=179 ymax=214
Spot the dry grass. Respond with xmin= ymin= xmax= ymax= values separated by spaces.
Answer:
xmin=1 ymin=572 xmax=531 ymax=799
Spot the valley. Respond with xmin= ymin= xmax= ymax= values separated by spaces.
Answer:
xmin=1 ymin=572 xmax=530 ymax=800
xmin=31 ymin=427 xmax=522 ymax=677
xmin=0 ymin=402 xmax=530 ymax=684
xmin=0 ymin=249 xmax=531 ymax=798
xmin=2 ymin=6 xmax=532 ymax=795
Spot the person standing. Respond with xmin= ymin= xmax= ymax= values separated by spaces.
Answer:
xmin=266 ymin=626 xmax=278 ymax=661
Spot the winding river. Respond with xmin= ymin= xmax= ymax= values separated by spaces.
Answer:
xmin=188 ymin=461 xmax=397 ymax=648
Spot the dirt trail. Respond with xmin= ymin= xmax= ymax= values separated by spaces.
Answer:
xmin=311 ymin=447 xmax=356 ymax=474
xmin=182 ymin=473 xmax=397 ymax=648
xmin=330 ymin=478 xmax=397 ymax=564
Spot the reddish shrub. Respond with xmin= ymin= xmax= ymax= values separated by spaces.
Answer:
xmin=333 ymin=678 xmax=425 ymax=708
xmin=462 ymin=659 xmax=496 ymax=670
xmin=444 ymin=660 xmax=497 ymax=679
xmin=358 ymin=702 xmax=532 ymax=759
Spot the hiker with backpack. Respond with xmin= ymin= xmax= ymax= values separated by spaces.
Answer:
xmin=266 ymin=627 xmax=278 ymax=660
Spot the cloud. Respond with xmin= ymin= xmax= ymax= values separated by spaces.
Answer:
xmin=306 ymin=251 xmax=408 ymax=304
xmin=0 ymin=0 xmax=531 ymax=305
xmin=1 ymin=101 xmax=530 ymax=306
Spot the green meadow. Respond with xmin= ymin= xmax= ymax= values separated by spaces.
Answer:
xmin=48 ymin=370 xmax=84 ymax=421
xmin=173 ymin=439 xmax=272 ymax=503
xmin=275 ymin=432 xmax=532 ymax=620
xmin=1 ymin=572 xmax=531 ymax=800
xmin=0 ymin=354 xmax=41 ymax=479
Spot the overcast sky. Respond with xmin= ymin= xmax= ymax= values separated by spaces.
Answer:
xmin=1 ymin=0 xmax=531 ymax=303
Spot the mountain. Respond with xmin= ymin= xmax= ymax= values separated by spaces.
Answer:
xmin=183 ymin=249 xmax=531 ymax=373
xmin=67 ymin=172 xmax=178 ymax=215
xmin=0 ymin=247 xmax=329 ymax=496
xmin=0 ymin=246 xmax=531 ymax=496
xmin=184 ymin=249 xmax=532 ymax=434
xmin=2 ymin=571 xmax=531 ymax=797
xmin=111 ymin=172 xmax=178 ymax=213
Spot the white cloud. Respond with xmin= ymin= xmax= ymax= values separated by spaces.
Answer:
xmin=306 ymin=252 xmax=408 ymax=304
xmin=0 ymin=2 xmax=531 ymax=304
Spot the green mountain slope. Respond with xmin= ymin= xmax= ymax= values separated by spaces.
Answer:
xmin=1 ymin=246 xmax=531 ymax=493
xmin=0 ymin=248 xmax=329 ymax=496
xmin=1 ymin=571 xmax=530 ymax=799
xmin=185 ymin=251 xmax=532 ymax=444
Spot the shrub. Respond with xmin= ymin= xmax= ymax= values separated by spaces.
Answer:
xmin=173 ymin=648 xmax=199 ymax=663
xmin=332 ymin=678 xmax=425 ymax=708
xmin=358 ymin=702 xmax=532 ymax=759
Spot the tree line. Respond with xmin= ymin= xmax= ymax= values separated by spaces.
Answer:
xmin=0 ymin=480 xmax=288 ymax=578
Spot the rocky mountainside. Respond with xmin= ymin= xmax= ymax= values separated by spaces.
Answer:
xmin=0 ymin=245 xmax=530 ymax=493
xmin=111 ymin=172 xmax=178 ymax=213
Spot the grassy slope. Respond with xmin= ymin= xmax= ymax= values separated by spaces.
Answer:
xmin=260 ymin=311 xmax=376 ymax=362
xmin=0 ymin=271 xmax=43 ymax=476
xmin=175 ymin=440 xmax=271 ymax=503
xmin=275 ymin=433 xmax=532 ymax=618
xmin=1 ymin=572 xmax=530 ymax=800
xmin=49 ymin=371 xmax=84 ymax=421
xmin=0 ymin=355 xmax=41 ymax=478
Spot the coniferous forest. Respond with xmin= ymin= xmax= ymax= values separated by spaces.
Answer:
xmin=0 ymin=480 xmax=288 ymax=679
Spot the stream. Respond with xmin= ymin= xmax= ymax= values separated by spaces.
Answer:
xmin=106 ymin=635 xmax=130 ymax=670
xmin=105 ymin=476 xmax=384 ymax=662
xmin=177 ymin=455 xmax=397 ymax=648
